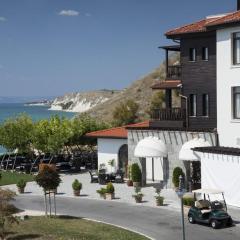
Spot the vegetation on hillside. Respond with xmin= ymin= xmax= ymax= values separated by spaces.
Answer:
xmin=112 ymin=99 xmax=139 ymax=126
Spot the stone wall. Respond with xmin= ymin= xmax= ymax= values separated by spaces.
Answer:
xmin=128 ymin=129 xmax=216 ymax=188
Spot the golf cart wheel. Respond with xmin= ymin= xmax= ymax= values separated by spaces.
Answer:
xmin=188 ymin=214 xmax=195 ymax=224
xmin=227 ymin=218 xmax=233 ymax=227
xmin=210 ymin=220 xmax=220 ymax=229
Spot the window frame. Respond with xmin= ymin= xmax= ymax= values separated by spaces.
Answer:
xmin=232 ymin=32 xmax=240 ymax=65
xmin=189 ymin=94 xmax=197 ymax=117
xmin=202 ymin=47 xmax=209 ymax=61
xmin=202 ymin=94 xmax=209 ymax=117
xmin=232 ymin=87 xmax=240 ymax=119
xmin=189 ymin=48 xmax=196 ymax=62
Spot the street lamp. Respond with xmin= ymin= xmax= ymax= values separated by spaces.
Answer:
xmin=176 ymin=175 xmax=186 ymax=240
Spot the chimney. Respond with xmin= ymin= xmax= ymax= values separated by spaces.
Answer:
xmin=238 ymin=0 xmax=240 ymax=10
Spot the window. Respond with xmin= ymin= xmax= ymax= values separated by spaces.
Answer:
xmin=202 ymin=94 xmax=209 ymax=116
xmin=233 ymin=32 xmax=240 ymax=65
xmin=189 ymin=48 xmax=196 ymax=62
xmin=233 ymin=87 xmax=240 ymax=119
xmin=202 ymin=47 xmax=209 ymax=61
xmin=189 ymin=94 xmax=197 ymax=117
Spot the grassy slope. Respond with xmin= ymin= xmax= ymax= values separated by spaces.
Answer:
xmin=0 ymin=171 xmax=34 ymax=186
xmin=83 ymin=54 xmax=180 ymax=123
xmin=6 ymin=216 xmax=149 ymax=240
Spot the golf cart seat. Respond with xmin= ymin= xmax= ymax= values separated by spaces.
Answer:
xmin=195 ymin=200 xmax=211 ymax=214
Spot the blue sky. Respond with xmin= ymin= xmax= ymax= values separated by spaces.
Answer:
xmin=0 ymin=0 xmax=237 ymax=97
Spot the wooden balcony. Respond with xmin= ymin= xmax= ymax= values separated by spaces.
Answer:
xmin=166 ymin=65 xmax=181 ymax=80
xmin=150 ymin=108 xmax=186 ymax=128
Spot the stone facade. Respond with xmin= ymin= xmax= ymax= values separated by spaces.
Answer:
xmin=128 ymin=129 xmax=216 ymax=188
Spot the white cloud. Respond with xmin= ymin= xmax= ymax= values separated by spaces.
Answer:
xmin=0 ymin=17 xmax=7 ymax=22
xmin=58 ymin=10 xmax=79 ymax=17
xmin=85 ymin=13 xmax=92 ymax=17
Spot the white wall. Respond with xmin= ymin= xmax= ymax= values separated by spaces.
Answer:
xmin=217 ymin=27 xmax=240 ymax=147
xmin=97 ymin=138 xmax=127 ymax=172
xmin=200 ymin=152 xmax=240 ymax=207
xmin=146 ymin=157 xmax=164 ymax=182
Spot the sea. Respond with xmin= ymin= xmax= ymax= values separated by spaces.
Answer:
xmin=0 ymin=103 xmax=76 ymax=154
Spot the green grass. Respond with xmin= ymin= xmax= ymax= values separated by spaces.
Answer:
xmin=5 ymin=216 xmax=149 ymax=240
xmin=0 ymin=171 xmax=34 ymax=186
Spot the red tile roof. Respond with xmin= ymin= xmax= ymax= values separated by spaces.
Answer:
xmin=206 ymin=11 xmax=240 ymax=27
xmin=165 ymin=18 xmax=220 ymax=37
xmin=151 ymin=80 xmax=181 ymax=90
xmin=86 ymin=121 xmax=149 ymax=139
xmin=166 ymin=11 xmax=240 ymax=37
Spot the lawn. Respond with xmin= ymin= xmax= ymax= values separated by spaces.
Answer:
xmin=0 ymin=171 xmax=35 ymax=186
xmin=5 ymin=216 xmax=149 ymax=240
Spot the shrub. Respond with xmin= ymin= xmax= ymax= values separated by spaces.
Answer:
xmin=131 ymin=163 xmax=141 ymax=183
xmin=72 ymin=179 xmax=82 ymax=191
xmin=16 ymin=179 xmax=26 ymax=189
xmin=183 ymin=197 xmax=194 ymax=207
xmin=35 ymin=164 xmax=61 ymax=191
xmin=106 ymin=182 xmax=115 ymax=194
xmin=97 ymin=188 xmax=107 ymax=195
xmin=172 ymin=167 xmax=184 ymax=188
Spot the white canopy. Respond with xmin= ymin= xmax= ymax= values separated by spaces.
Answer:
xmin=134 ymin=137 xmax=167 ymax=158
xmin=179 ymin=138 xmax=211 ymax=161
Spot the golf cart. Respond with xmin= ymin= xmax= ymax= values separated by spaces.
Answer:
xmin=188 ymin=189 xmax=233 ymax=229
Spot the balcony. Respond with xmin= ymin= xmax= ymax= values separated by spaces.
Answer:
xmin=166 ymin=65 xmax=181 ymax=80
xmin=150 ymin=108 xmax=186 ymax=128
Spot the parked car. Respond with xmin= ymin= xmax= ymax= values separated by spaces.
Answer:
xmin=188 ymin=189 xmax=233 ymax=229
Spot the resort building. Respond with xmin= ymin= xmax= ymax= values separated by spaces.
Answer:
xmin=87 ymin=0 xmax=240 ymax=207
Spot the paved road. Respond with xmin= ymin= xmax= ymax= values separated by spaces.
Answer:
xmin=15 ymin=195 xmax=239 ymax=240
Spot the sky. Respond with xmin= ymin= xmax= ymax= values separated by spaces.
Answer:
xmin=0 ymin=0 xmax=237 ymax=97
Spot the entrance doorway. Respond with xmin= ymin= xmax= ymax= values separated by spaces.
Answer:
xmin=118 ymin=144 xmax=128 ymax=176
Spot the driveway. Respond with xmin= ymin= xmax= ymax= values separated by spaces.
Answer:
xmin=15 ymin=195 xmax=240 ymax=240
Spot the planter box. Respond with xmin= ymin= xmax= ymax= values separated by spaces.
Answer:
xmin=134 ymin=196 xmax=143 ymax=203
xmin=73 ymin=190 xmax=80 ymax=196
xmin=127 ymin=180 xmax=133 ymax=187
xmin=184 ymin=205 xmax=191 ymax=216
xmin=18 ymin=187 xmax=25 ymax=194
xmin=156 ymin=198 xmax=164 ymax=206
xmin=105 ymin=193 xmax=114 ymax=200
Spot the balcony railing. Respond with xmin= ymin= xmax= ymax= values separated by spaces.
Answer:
xmin=167 ymin=65 xmax=181 ymax=79
xmin=151 ymin=108 xmax=186 ymax=121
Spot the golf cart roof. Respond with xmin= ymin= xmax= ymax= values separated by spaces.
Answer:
xmin=192 ymin=189 xmax=224 ymax=195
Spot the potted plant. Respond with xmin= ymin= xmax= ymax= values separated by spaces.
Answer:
xmin=72 ymin=179 xmax=82 ymax=196
xmin=155 ymin=188 xmax=164 ymax=206
xmin=105 ymin=182 xmax=115 ymax=200
xmin=131 ymin=163 xmax=141 ymax=187
xmin=183 ymin=195 xmax=195 ymax=215
xmin=172 ymin=167 xmax=184 ymax=190
xmin=126 ymin=165 xmax=133 ymax=187
xmin=132 ymin=186 xmax=144 ymax=203
xmin=96 ymin=188 xmax=107 ymax=199
xmin=16 ymin=179 xmax=27 ymax=194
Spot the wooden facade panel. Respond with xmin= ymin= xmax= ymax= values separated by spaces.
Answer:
xmin=181 ymin=33 xmax=217 ymax=129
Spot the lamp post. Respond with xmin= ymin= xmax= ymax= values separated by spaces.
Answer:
xmin=177 ymin=175 xmax=186 ymax=240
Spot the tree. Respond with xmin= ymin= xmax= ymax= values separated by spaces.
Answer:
xmin=35 ymin=165 xmax=61 ymax=217
xmin=172 ymin=167 xmax=185 ymax=188
xmin=112 ymin=99 xmax=139 ymax=126
xmin=0 ymin=189 xmax=19 ymax=240
xmin=149 ymin=91 xmax=165 ymax=113
xmin=0 ymin=114 xmax=34 ymax=154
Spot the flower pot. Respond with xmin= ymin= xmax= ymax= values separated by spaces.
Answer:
xmin=134 ymin=195 xmax=142 ymax=203
xmin=184 ymin=205 xmax=191 ymax=216
xmin=73 ymin=190 xmax=80 ymax=196
xmin=105 ymin=193 xmax=114 ymax=200
xmin=133 ymin=182 xmax=141 ymax=187
xmin=156 ymin=197 xmax=164 ymax=206
xmin=18 ymin=187 xmax=25 ymax=194
xmin=127 ymin=180 xmax=133 ymax=187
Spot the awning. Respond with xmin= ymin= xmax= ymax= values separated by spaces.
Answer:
xmin=134 ymin=137 xmax=167 ymax=158
xmin=179 ymin=138 xmax=211 ymax=161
